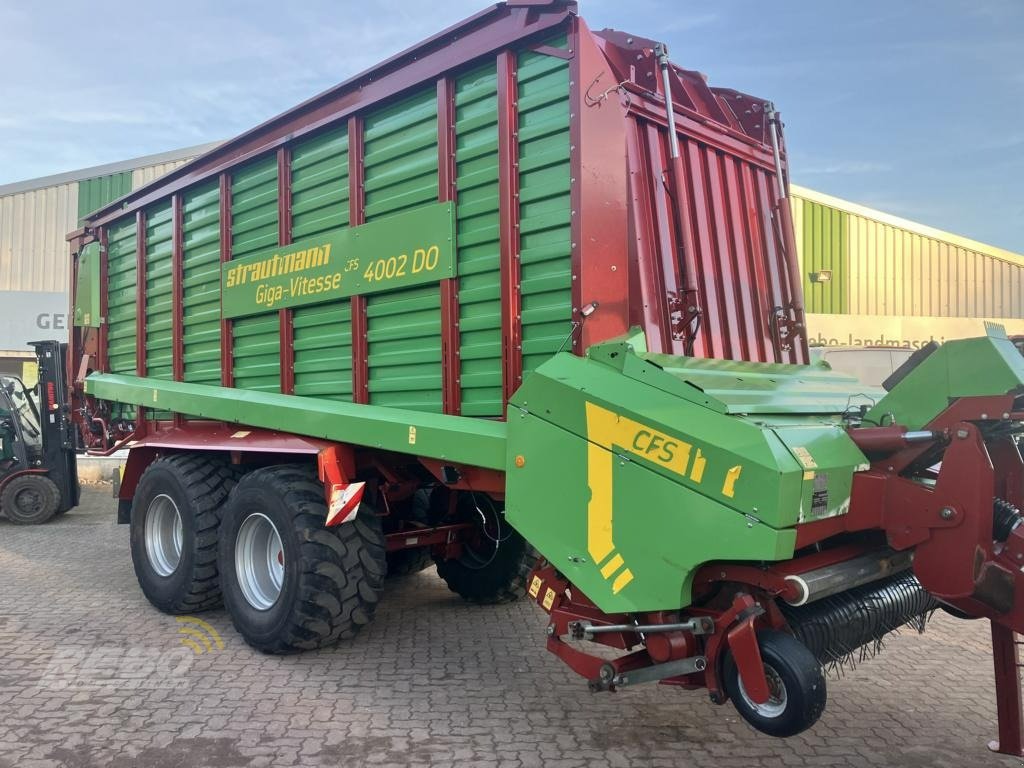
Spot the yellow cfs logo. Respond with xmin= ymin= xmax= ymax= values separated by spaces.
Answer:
xmin=584 ymin=402 xmax=744 ymax=596
xmin=629 ymin=429 xmax=689 ymax=473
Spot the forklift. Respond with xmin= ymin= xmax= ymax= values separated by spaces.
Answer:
xmin=0 ymin=340 xmax=78 ymax=524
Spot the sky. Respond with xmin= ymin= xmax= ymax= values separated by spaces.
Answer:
xmin=1 ymin=0 xmax=1021 ymax=251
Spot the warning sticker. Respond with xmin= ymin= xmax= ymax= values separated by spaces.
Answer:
xmin=792 ymin=446 xmax=818 ymax=469
xmin=810 ymin=473 xmax=829 ymax=518
xmin=528 ymin=575 xmax=542 ymax=599
xmin=542 ymin=588 xmax=557 ymax=611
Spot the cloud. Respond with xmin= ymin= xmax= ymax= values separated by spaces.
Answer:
xmin=852 ymin=197 xmax=928 ymax=219
xmin=975 ymin=132 xmax=1024 ymax=152
xmin=662 ymin=13 xmax=720 ymax=33
xmin=798 ymin=161 xmax=892 ymax=175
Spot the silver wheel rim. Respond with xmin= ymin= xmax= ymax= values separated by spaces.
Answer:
xmin=145 ymin=494 xmax=183 ymax=577
xmin=738 ymin=663 xmax=788 ymax=719
xmin=235 ymin=512 xmax=285 ymax=611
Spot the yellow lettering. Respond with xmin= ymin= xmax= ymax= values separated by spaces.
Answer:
xmin=722 ymin=465 xmax=743 ymax=498
xmin=690 ymin=448 xmax=707 ymax=483
xmin=631 ymin=430 xmax=651 ymax=452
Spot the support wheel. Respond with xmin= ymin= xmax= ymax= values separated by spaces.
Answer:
xmin=434 ymin=492 xmax=537 ymax=604
xmin=1 ymin=475 xmax=60 ymax=525
xmin=723 ymin=630 xmax=826 ymax=737
xmin=130 ymin=454 xmax=237 ymax=613
xmin=219 ymin=465 xmax=386 ymax=653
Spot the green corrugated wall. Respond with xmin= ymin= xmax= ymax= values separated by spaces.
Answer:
xmin=144 ymin=202 xmax=174 ymax=419
xmin=104 ymin=216 xmax=138 ymax=419
xmin=230 ymin=157 xmax=281 ymax=393
xmin=517 ymin=39 xmax=573 ymax=376
xmin=800 ymin=198 xmax=849 ymax=314
xmin=144 ymin=202 xmax=174 ymax=382
xmin=290 ymin=127 xmax=353 ymax=401
xmin=454 ymin=64 xmax=503 ymax=416
xmin=78 ymin=172 xmax=132 ymax=221
xmin=93 ymin=43 xmax=575 ymax=418
xmin=182 ymin=182 xmax=222 ymax=386
xmin=363 ymin=88 xmax=442 ymax=412
xmin=105 ymin=218 xmax=137 ymax=376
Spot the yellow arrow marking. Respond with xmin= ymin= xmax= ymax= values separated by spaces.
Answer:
xmin=584 ymin=402 xmax=744 ymax=597
xmin=600 ymin=553 xmax=625 ymax=579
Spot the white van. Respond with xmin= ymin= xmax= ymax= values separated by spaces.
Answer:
xmin=809 ymin=346 xmax=915 ymax=388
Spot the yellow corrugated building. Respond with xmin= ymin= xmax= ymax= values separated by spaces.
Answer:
xmin=791 ymin=184 xmax=1024 ymax=348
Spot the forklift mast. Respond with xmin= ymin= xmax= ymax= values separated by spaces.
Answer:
xmin=28 ymin=341 xmax=79 ymax=512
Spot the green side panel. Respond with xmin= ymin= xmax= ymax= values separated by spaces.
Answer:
xmin=363 ymin=88 xmax=442 ymax=412
xmin=291 ymin=128 xmax=350 ymax=238
xmin=866 ymin=326 xmax=1024 ymax=431
xmin=85 ymin=373 xmax=508 ymax=471
xmin=182 ymin=181 xmax=222 ymax=386
xmin=517 ymin=39 xmax=573 ymax=376
xmin=290 ymin=127 xmax=353 ymax=401
xmin=231 ymin=156 xmax=280 ymax=393
xmin=78 ymin=172 xmax=132 ymax=221
xmin=504 ymin=337 xmax=878 ymax=612
xmin=455 ymin=64 xmax=503 ymax=416
xmin=293 ymin=300 xmax=353 ymax=400
xmin=801 ymin=199 xmax=849 ymax=314
xmin=510 ymin=349 xmax=809 ymax=530
xmin=74 ymin=242 xmax=101 ymax=327
xmin=629 ymin=350 xmax=883 ymax=415
xmin=506 ymin=411 xmax=797 ymax=613
xmin=144 ymin=201 xmax=174 ymax=383
xmin=221 ymin=202 xmax=454 ymax=317
xmin=105 ymin=218 xmax=137 ymax=376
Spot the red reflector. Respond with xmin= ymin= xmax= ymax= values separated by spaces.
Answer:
xmin=325 ymin=481 xmax=366 ymax=526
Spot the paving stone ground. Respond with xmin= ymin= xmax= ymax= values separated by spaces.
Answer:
xmin=0 ymin=487 xmax=1019 ymax=767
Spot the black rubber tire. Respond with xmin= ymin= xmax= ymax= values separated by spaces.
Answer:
xmin=130 ymin=454 xmax=237 ymax=614
xmin=723 ymin=630 xmax=827 ymax=738
xmin=385 ymin=490 xmax=434 ymax=578
xmin=386 ymin=547 xmax=434 ymax=578
xmin=1 ymin=474 xmax=60 ymax=525
xmin=219 ymin=465 xmax=386 ymax=654
xmin=52 ymin=477 xmax=77 ymax=517
xmin=434 ymin=493 xmax=537 ymax=604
